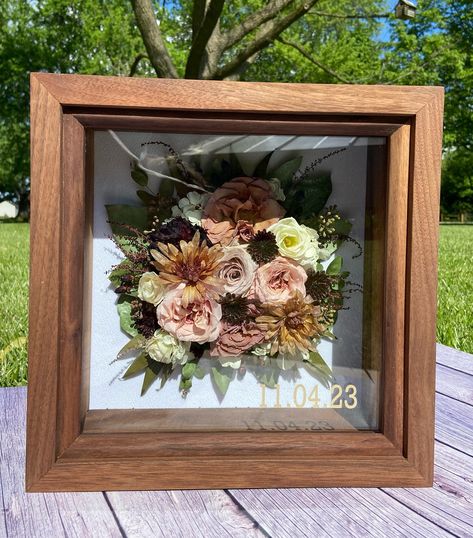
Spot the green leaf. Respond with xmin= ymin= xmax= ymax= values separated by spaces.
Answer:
xmin=327 ymin=256 xmax=342 ymax=275
xmin=179 ymin=377 xmax=192 ymax=391
xmin=117 ymin=295 xmax=138 ymax=337
xmin=123 ymin=353 xmax=148 ymax=379
xmin=257 ymin=368 xmax=279 ymax=388
xmin=306 ymin=351 xmax=333 ymax=389
xmin=211 ymin=366 xmax=233 ymax=396
xmin=182 ymin=361 xmax=197 ymax=380
xmin=333 ymin=218 xmax=352 ymax=236
xmin=117 ymin=335 xmax=145 ymax=359
xmin=105 ymin=204 xmax=148 ymax=236
xmin=141 ymin=365 xmax=159 ymax=396
xmin=159 ymin=178 xmax=175 ymax=198
xmin=270 ymin=156 xmax=302 ymax=189
xmin=253 ymin=151 xmax=274 ymax=178
xmin=194 ymin=365 xmax=206 ymax=379
xmin=131 ymin=166 xmax=148 ymax=187
xmin=136 ymin=190 xmax=156 ymax=205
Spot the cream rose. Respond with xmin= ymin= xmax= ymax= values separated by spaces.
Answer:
xmin=218 ymin=245 xmax=257 ymax=295
xmin=157 ymin=286 xmax=222 ymax=343
xmin=145 ymin=329 xmax=190 ymax=365
xmin=137 ymin=271 xmax=165 ymax=306
xmin=268 ymin=217 xmax=320 ymax=267
xmin=253 ymin=256 xmax=307 ymax=303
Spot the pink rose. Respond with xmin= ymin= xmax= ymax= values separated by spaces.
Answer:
xmin=218 ymin=245 xmax=257 ymax=296
xmin=233 ymin=220 xmax=255 ymax=243
xmin=202 ymin=177 xmax=285 ymax=244
xmin=157 ymin=286 xmax=222 ymax=343
xmin=210 ymin=322 xmax=265 ymax=357
xmin=253 ymin=257 xmax=307 ymax=303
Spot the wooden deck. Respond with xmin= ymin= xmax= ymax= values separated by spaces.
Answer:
xmin=1 ymin=343 xmax=472 ymax=537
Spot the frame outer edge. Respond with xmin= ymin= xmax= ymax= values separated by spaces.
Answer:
xmin=26 ymin=75 xmax=63 ymax=490
xmin=405 ymin=89 xmax=444 ymax=484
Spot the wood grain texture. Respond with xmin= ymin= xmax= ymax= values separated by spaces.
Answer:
xmin=384 ymin=443 xmax=473 ymax=538
xmin=404 ymin=90 xmax=444 ymax=484
xmin=26 ymin=75 xmax=62 ymax=490
xmin=1 ymin=388 xmax=122 ymax=537
xmin=227 ymin=487 xmax=452 ymax=538
xmin=104 ymin=490 xmax=265 ymax=538
xmin=436 ymin=343 xmax=473 ymax=375
xmin=32 ymin=73 xmax=442 ymax=116
xmin=436 ymin=364 xmax=473 ymax=403
xmin=435 ymin=393 xmax=473 ymax=456
xmin=26 ymin=74 xmax=444 ymax=491
xmin=382 ymin=125 xmax=410 ymax=450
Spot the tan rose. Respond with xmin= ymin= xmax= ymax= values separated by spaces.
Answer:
xmin=210 ymin=322 xmax=265 ymax=357
xmin=218 ymin=245 xmax=257 ymax=296
xmin=202 ymin=177 xmax=285 ymax=244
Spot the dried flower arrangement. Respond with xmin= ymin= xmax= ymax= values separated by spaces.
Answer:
xmin=106 ymin=137 xmax=360 ymax=397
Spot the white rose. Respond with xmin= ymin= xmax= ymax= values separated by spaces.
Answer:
xmin=268 ymin=217 xmax=320 ymax=267
xmin=268 ymin=177 xmax=286 ymax=201
xmin=171 ymin=191 xmax=210 ymax=225
xmin=137 ymin=272 xmax=165 ymax=306
xmin=145 ymin=329 xmax=190 ymax=365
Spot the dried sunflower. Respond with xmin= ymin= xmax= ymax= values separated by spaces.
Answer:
xmin=150 ymin=231 xmax=224 ymax=307
xmin=256 ymin=291 xmax=325 ymax=357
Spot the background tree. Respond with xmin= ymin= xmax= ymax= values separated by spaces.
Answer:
xmin=1 ymin=0 xmax=472 ymax=216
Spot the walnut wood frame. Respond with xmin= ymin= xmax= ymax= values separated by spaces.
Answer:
xmin=26 ymin=73 xmax=443 ymax=491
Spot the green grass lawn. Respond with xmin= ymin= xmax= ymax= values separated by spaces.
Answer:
xmin=0 ymin=223 xmax=29 ymax=386
xmin=0 ymin=223 xmax=472 ymax=387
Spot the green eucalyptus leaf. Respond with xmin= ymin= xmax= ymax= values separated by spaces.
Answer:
xmin=123 ymin=353 xmax=148 ymax=379
xmin=271 ymin=156 xmax=303 ymax=189
xmin=306 ymin=351 xmax=333 ymax=389
xmin=180 ymin=377 xmax=192 ymax=391
xmin=105 ymin=204 xmax=148 ymax=236
xmin=253 ymin=150 xmax=274 ymax=178
xmin=131 ymin=167 xmax=148 ymax=187
xmin=182 ymin=361 xmax=197 ymax=380
xmin=257 ymin=368 xmax=279 ymax=388
xmin=117 ymin=295 xmax=138 ymax=337
xmin=211 ymin=366 xmax=233 ymax=396
xmin=327 ymin=256 xmax=342 ymax=275
xmin=117 ymin=335 xmax=145 ymax=359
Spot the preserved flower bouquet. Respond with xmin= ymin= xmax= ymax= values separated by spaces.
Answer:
xmin=107 ymin=141 xmax=359 ymax=397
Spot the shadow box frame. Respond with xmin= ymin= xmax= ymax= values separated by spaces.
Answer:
xmin=26 ymin=73 xmax=443 ymax=492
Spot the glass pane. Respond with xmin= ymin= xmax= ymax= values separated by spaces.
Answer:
xmin=85 ymin=131 xmax=386 ymax=432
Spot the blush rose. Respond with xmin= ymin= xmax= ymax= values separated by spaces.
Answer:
xmin=253 ymin=256 xmax=307 ymax=303
xmin=157 ymin=286 xmax=222 ymax=343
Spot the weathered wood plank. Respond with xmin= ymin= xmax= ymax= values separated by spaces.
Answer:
xmin=383 ymin=443 xmax=473 ymax=538
xmin=105 ymin=490 xmax=265 ymax=538
xmin=435 ymin=393 xmax=473 ymax=456
xmin=227 ymin=487 xmax=452 ymax=538
xmin=436 ymin=343 xmax=473 ymax=376
xmin=0 ymin=387 xmax=122 ymax=537
xmin=436 ymin=364 xmax=473 ymax=404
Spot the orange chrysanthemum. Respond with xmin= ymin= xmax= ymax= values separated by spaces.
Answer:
xmin=150 ymin=232 xmax=224 ymax=307
xmin=256 ymin=291 xmax=325 ymax=357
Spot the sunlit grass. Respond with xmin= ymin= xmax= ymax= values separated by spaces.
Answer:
xmin=437 ymin=225 xmax=473 ymax=354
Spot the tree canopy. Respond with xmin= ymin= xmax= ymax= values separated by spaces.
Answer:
xmin=1 ymin=0 xmax=472 ymax=214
